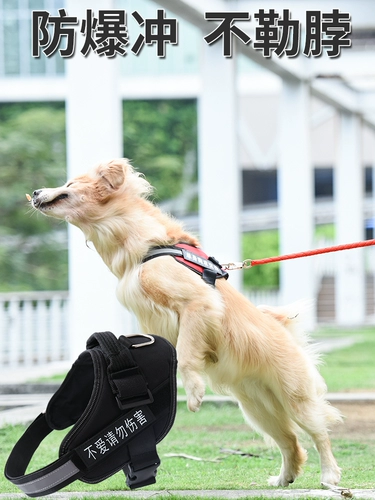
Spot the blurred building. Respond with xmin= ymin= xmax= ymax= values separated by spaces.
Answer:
xmin=1 ymin=0 xmax=375 ymax=364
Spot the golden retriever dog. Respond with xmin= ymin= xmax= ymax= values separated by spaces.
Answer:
xmin=31 ymin=158 xmax=342 ymax=487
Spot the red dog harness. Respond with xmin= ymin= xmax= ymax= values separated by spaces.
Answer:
xmin=142 ymin=243 xmax=229 ymax=287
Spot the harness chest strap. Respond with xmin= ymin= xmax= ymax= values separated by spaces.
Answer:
xmin=5 ymin=406 xmax=158 ymax=497
xmin=143 ymin=243 xmax=229 ymax=287
xmin=5 ymin=412 xmax=80 ymax=497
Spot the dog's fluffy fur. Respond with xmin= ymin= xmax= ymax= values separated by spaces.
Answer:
xmin=32 ymin=158 xmax=342 ymax=487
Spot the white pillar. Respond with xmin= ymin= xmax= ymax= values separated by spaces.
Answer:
xmin=335 ymin=112 xmax=365 ymax=325
xmin=372 ymin=131 xmax=375 ymax=320
xmin=198 ymin=41 xmax=241 ymax=291
xmin=65 ymin=0 xmax=135 ymax=360
xmin=278 ymin=78 xmax=315 ymax=328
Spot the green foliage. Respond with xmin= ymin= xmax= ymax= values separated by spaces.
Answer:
xmin=315 ymin=223 xmax=335 ymax=240
xmin=122 ymin=99 xmax=197 ymax=202
xmin=242 ymin=230 xmax=279 ymax=289
xmin=0 ymin=103 xmax=68 ymax=291
xmin=1 ymin=99 xmax=198 ymax=292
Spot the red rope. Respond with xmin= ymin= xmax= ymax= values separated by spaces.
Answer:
xmin=250 ymin=238 xmax=375 ymax=267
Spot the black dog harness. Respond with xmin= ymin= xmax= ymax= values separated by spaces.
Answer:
xmin=5 ymin=331 xmax=177 ymax=497
xmin=143 ymin=243 xmax=229 ymax=287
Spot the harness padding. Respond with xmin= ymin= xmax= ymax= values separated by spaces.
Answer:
xmin=5 ymin=331 xmax=177 ymax=497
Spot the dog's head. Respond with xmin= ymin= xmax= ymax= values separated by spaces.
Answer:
xmin=31 ymin=159 xmax=152 ymax=226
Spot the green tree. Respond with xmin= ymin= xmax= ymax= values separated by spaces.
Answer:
xmin=0 ymin=104 xmax=68 ymax=291
xmin=122 ymin=99 xmax=198 ymax=203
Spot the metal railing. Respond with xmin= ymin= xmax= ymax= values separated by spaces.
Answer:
xmin=1 ymin=252 xmax=374 ymax=368
xmin=0 ymin=291 xmax=69 ymax=368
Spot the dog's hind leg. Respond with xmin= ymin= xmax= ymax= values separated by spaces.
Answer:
xmin=235 ymin=389 xmax=307 ymax=487
xmin=315 ymin=433 xmax=341 ymax=486
xmin=290 ymin=398 xmax=342 ymax=485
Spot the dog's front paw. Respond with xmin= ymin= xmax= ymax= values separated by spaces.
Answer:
xmin=185 ymin=381 xmax=205 ymax=412
xmin=187 ymin=394 xmax=203 ymax=412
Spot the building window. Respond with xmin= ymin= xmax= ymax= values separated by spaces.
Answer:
xmin=0 ymin=0 xmax=64 ymax=77
xmin=242 ymin=169 xmax=277 ymax=205
xmin=243 ymin=167 xmax=340 ymax=206
xmin=314 ymin=167 xmax=333 ymax=198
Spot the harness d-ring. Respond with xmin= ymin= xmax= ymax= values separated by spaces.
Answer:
xmin=125 ymin=333 xmax=155 ymax=348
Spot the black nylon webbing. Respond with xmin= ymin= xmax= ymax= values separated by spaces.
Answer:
xmin=86 ymin=332 xmax=152 ymax=409
xmin=86 ymin=331 xmax=135 ymax=372
xmin=126 ymin=425 xmax=160 ymax=489
xmin=5 ymin=413 xmax=52 ymax=480
xmin=4 ymin=414 xmax=81 ymax=497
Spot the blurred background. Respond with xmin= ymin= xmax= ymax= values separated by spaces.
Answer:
xmin=0 ymin=0 xmax=375 ymax=369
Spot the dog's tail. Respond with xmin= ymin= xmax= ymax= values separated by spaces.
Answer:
xmin=257 ymin=299 xmax=312 ymax=337
xmin=256 ymin=299 xmax=320 ymax=360
xmin=257 ymin=300 xmax=343 ymax=426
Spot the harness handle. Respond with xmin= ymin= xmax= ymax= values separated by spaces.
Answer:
xmin=87 ymin=332 xmax=154 ymax=410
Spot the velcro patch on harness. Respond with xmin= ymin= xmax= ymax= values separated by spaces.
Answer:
xmin=175 ymin=243 xmax=222 ymax=273
xmin=76 ymin=406 xmax=155 ymax=468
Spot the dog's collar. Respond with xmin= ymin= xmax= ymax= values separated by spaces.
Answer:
xmin=142 ymin=243 xmax=229 ymax=287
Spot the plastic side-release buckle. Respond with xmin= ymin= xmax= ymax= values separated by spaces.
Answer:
xmin=111 ymin=366 xmax=154 ymax=410
xmin=115 ymin=388 xmax=154 ymax=410
xmin=125 ymin=461 xmax=160 ymax=489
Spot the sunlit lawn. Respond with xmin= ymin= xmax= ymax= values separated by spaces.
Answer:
xmin=1 ymin=326 xmax=375 ymax=499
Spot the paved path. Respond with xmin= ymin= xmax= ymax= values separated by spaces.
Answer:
xmin=1 ymin=390 xmax=375 ymax=427
xmin=0 ymin=487 xmax=375 ymax=499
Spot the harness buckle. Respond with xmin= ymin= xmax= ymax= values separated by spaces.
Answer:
xmin=126 ymin=461 xmax=160 ymax=489
xmin=115 ymin=389 xmax=154 ymax=410
xmin=221 ymin=261 xmax=245 ymax=271
xmin=221 ymin=260 xmax=253 ymax=270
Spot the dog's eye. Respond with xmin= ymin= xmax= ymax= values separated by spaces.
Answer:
xmin=66 ymin=182 xmax=74 ymax=188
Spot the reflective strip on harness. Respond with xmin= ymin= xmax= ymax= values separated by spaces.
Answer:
xmin=16 ymin=460 xmax=80 ymax=496
xmin=142 ymin=243 xmax=229 ymax=287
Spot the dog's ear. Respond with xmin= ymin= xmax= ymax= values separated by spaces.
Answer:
xmin=98 ymin=159 xmax=127 ymax=190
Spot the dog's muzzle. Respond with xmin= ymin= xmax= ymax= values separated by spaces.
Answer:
xmin=32 ymin=190 xmax=68 ymax=210
xmin=4 ymin=331 xmax=177 ymax=497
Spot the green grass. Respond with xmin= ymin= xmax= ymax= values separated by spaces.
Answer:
xmin=3 ymin=326 xmax=375 ymax=499
xmin=68 ymin=497 xmax=332 ymax=500
xmin=31 ymin=372 xmax=66 ymax=383
xmin=67 ymin=497 xmax=345 ymax=500
xmin=1 ymin=402 xmax=375 ymax=497
xmin=315 ymin=326 xmax=375 ymax=392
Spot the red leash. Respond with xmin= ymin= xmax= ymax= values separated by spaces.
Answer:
xmin=222 ymin=238 xmax=375 ymax=270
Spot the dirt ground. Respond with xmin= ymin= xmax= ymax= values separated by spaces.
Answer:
xmin=331 ymin=402 xmax=375 ymax=441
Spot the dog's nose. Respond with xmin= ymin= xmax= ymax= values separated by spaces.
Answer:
xmin=33 ymin=189 xmax=42 ymax=197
